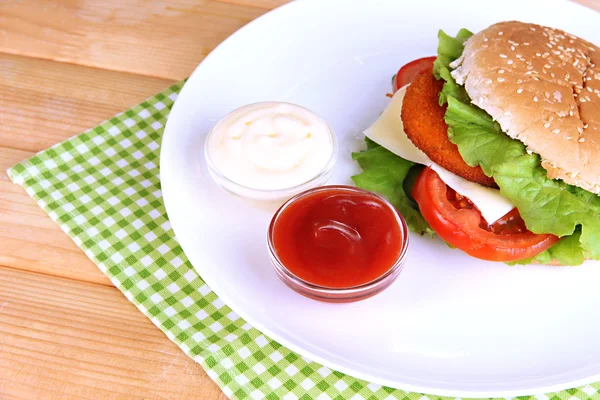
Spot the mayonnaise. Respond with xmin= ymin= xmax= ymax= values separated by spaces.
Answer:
xmin=206 ymin=102 xmax=336 ymax=196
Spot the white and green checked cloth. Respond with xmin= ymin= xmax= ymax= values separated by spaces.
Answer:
xmin=7 ymin=81 xmax=600 ymax=400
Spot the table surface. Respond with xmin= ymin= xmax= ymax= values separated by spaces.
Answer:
xmin=1 ymin=1 xmax=599 ymax=398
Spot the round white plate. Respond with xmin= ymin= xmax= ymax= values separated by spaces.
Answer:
xmin=160 ymin=0 xmax=600 ymax=397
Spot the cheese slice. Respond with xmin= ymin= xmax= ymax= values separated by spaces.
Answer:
xmin=364 ymin=85 xmax=514 ymax=224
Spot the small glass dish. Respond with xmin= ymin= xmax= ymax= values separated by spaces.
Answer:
xmin=204 ymin=102 xmax=338 ymax=202
xmin=267 ymin=185 xmax=410 ymax=303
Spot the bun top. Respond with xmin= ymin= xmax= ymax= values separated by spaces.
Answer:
xmin=451 ymin=21 xmax=600 ymax=193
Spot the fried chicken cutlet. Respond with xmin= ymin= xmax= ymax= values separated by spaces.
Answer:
xmin=401 ymin=68 xmax=496 ymax=188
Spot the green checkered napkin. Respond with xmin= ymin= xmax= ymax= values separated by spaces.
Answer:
xmin=7 ymin=80 xmax=600 ymax=400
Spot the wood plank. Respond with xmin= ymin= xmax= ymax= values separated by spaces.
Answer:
xmin=0 ymin=0 xmax=290 ymax=80
xmin=0 ymin=267 xmax=227 ymax=400
xmin=0 ymin=54 xmax=177 ymax=284
xmin=1 ymin=146 xmax=112 ymax=286
xmin=0 ymin=53 xmax=175 ymax=153
xmin=0 ymin=0 xmax=596 ymax=82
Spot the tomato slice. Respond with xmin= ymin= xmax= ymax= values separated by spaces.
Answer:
xmin=411 ymin=167 xmax=559 ymax=261
xmin=393 ymin=56 xmax=437 ymax=92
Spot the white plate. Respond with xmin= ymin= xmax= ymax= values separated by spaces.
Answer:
xmin=160 ymin=1 xmax=600 ymax=397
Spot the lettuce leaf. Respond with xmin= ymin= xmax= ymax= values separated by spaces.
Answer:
xmin=438 ymin=29 xmax=600 ymax=265
xmin=352 ymin=138 xmax=434 ymax=236
xmin=433 ymin=29 xmax=472 ymax=106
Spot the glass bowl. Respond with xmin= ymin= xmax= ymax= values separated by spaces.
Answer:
xmin=267 ymin=185 xmax=410 ymax=303
xmin=204 ymin=101 xmax=338 ymax=202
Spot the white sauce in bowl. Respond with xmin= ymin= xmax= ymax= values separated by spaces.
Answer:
xmin=205 ymin=102 xmax=336 ymax=198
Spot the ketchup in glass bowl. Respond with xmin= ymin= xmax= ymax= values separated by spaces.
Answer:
xmin=267 ymin=186 xmax=409 ymax=302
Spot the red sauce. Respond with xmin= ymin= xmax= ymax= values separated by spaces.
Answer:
xmin=271 ymin=187 xmax=404 ymax=288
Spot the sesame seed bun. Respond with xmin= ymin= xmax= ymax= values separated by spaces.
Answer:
xmin=451 ymin=21 xmax=600 ymax=193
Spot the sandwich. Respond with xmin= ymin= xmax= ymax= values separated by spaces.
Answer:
xmin=352 ymin=21 xmax=600 ymax=265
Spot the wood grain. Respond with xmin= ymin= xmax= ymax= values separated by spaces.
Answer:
xmin=0 ymin=267 xmax=227 ymax=400
xmin=0 ymin=53 xmax=175 ymax=153
xmin=0 ymin=52 xmax=177 ymax=286
xmin=1 ymin=146 xmax=111 ymax=286
xmin=0 ymin=0 xmax=289 ymax=80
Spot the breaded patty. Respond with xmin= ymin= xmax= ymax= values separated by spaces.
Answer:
xmin=401 ymin=68 xmax=497 ymax=188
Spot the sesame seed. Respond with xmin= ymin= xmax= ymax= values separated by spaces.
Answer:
xmin=483 ymin=36 xmax=488 ymax=42
xmin=544 ymin=64 xmax=552 ymax=69
xmin=545 ymin=92 xmax=550 ymax=98
xmin=508 ymin=60 xmax=514 ymax=65
xmin=578 ymin=126 xmax=584 ymax=134
xmin=581 ymin=98 xmax=587 ymax=103
xmin=511 ymin=46 xmax=515 ymax=51
xmin=524 ymin=42 xmax=530 ymax=46
xmin=530 ymin=27 xmax=536 ymax=31
xmin=499 ymin=31 xmax=503 ymax=35
xmin=525 ymin=71 xmax=533 ymax=75
xmin=527 ymin=65 xmax=534 ymax=70
xmin=535 ymin=52 xmax=542 ymax=57
xmin=517 ymin=79 xmax=523 ymax=84
xmin=498 ymin=69 xmax=505 ymax=74
xmin=533 ymin=76 xmax=540 ymax=81
xmin=499 ymin=54 xmax=507 ymax=58
xmin=552 ymin=128 xmax=560 ymax=134
xmin=551 ymin=73 xmax=555 ymax=78
xmin=570 ymin=110 xmax=574 ymax=116
xmin=574 ymin=59 xmax=580 ymax=67
xmin=584 ymin=124 xmax=589 ymax=129
xmin=533 ymin=96 xmax=539 ymax=102
xmin=517 ymin=88 xmax=524 ymax=94
xmin=579 ymin=138 xmax=586 ymax=142
xmin=546 ymin=43 xmax=553 ymax=48
xmin=498 ymin=77 xmax=505 ymax=82
xmin=588 ymin=87 xmax=593 ymax=92
xmin=544 ymin=122 xmax=551 ymax=128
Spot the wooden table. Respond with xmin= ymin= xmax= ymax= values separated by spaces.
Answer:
xmin=1 ymin=1 xmax=598 ymax=398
